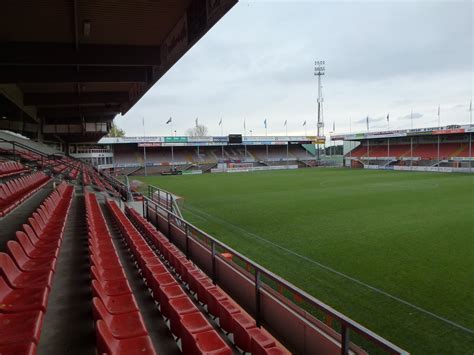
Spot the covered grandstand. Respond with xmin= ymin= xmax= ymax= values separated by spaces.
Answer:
xmin=75 ymin=135 xmax=322 ymax=174
xmin=334 ymin=124 xmax=473 ymax=173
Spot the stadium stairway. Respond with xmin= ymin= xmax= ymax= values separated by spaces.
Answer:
xmin=36 ymin=187 xmax=97 ymax=355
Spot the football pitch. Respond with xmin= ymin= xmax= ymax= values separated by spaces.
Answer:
xmin=132 ymin=168 xmax=474 ymax=354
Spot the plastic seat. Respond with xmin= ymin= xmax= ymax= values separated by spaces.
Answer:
xmin=205 ymin=287 xmax=227 ymax=316
xmin=94 ymin=288 xmax=139 ymax=315
xmin=194 ymin=330 xmax=232 ymax=355
xmin=91 ymin=265 xmax=127 ymax=282
xmin=148 ymin=272 xmax=177 ymax=298
xmin=157 ymin=284 xmax=186 ymax=318
xmin=168 ymin=297 xmax=199 ymax=337
xmin=0 ymin=253 xmax=53 ymax=289
xmin=233 ymin=312 xmax=257 ymax=352
xmin=92 ymin=298 xmax=148 ymax=339
xmin=180 ymin=312 xmax=213 ymax=353
xmin=194 ymin=277 xmax=216 ymax=304
xmin=16 ymin=232 xmax=58 ymax=259
xmin=92 ymin=279 xmax=132 ymax=297
xmin=7 ymin=241 xmax=56 ymax=273
xmin=0 ymin=342 xmax=37 ymax=355
xmin=96 ymin=320 xmax=156 ymax=355
xmin=0 ymin=311 xmax=44 ymax=345
xmin=217 ymin=299 xmax=241 ymax=333
xmin=0 ymin=276 xmax=49 ymax=313
xmin=248 ymin=327 xmax=277 ymax=355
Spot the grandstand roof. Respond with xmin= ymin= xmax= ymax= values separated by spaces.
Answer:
xmin=0 ymin=0 xmax=237 ymax=143
xmin=331 ymin=124 xmax=473 ymax=141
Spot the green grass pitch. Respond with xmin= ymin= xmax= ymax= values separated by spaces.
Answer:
xmin=132 ymin=168 xmax=474 ymax=354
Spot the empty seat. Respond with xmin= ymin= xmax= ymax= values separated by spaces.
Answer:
xmin=0 ymin=311 xmax=44 ymax=345
xmin=0 ymin=253 xmax=53 ymax=290
xmin=0 ymin=276 xmax=49 ymax=313
xmin=92 ymin=298 xmax=148 ymax=340
xmin=0 ymin=342 xmax=37 ymax=355
xmin=7 ymin=240 xmax=56 ymax=273
xmin=96 ymin=320 xmax=156 ymax=355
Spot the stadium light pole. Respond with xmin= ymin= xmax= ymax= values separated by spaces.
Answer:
xmin=469 ymin=100 xmax=472 ymax=173
xmin=314 ymin=60 xmax=325 ymax=160
xmin=437 ymin=106 xmax=440 ymax=171
xmin=244 ymin=119 xmax=247 ymax=161
xmin=142 ymin=116 xmax=147 ymax=176
xmin=285 ymin=121 xmax=289 ymax=168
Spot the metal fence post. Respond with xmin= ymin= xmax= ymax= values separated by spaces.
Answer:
xmin=185 ymin=223 xmax=190 ymax=260
xmin=142 ymin=199 xmax=146 ymax=219
xmin=211 ymin=240 xmax=216 ymax=284
xmin=167 ymin=211 xmax=171 ymax=240
xmin=341 ymin=324 xmax=350 ymax=355
xmin=255 ymin=269 xmax=261 ymax=327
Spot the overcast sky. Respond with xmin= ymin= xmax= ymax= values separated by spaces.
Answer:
xmin=116 ymin=0 xmax=473 ymax=137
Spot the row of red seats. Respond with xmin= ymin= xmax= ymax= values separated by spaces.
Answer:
xmin=0 ymin=182 xmax=74 ymax=354
xmin=0 ymin=171 xmax=52 ymax=217
xmin=106 ymin=200 xmax=232 ymax=355
xmin=0 ymin=161 xmax=29 ymax=179
xmin=84 ymin=192 xmax=156 ymax=355
xmin=125 ymin=206 xmax=289 ymax=355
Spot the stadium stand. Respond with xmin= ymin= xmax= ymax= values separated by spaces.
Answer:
xmin=0 ymin=172 xmax=52 ymax=217
xmin=0 ymin=161 xmax=29 ymax=179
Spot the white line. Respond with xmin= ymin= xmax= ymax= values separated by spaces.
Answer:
xmin=183 ymin=204 xmax=474 ymax=335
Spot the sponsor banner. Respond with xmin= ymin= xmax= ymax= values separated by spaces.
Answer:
xmin=272 ymin=141 xmax=287 ymax=145
xmin=161 ymin=15 xmax=188 ymax=67
xmin=432 ymin=129 xmax=465 ymax=135
xmin=314 ymin=138 xmax=326 ymax=144
xmin=408 ymin=131 xmax=432 ymax=136
xmin=138 ymin=143 xmax=162 ymax=147
xmin=182 ymin=170 xmax=203 ymax=175
xmin=211 ymin=165 xmax=298 ymax=174
xmin=164 ymin=136 xmax=188 ymax=143
xmin=213 ymin=136 xmax=228 ymax=142
xmin=331 ymin=135 xmax=345 ymax=140
xmin=188 ymin=137 xmax=214 ymax=143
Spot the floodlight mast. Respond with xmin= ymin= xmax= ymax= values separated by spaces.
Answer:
xmin=314 ymin=61 xmax=325 ymax=160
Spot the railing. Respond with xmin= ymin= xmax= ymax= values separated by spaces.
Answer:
xmin=142 ymin=194 xmax=408 ymax=355
xmin=0 ymin=137 xmax=79 ymax=172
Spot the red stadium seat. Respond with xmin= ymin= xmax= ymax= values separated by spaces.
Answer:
xmin=6 ymin=240 xmax=56 ymax=273
xmin=92 ymin=279 xmax=132 ymax=297
xmin=168 ymin=297 xmax=199 ymax=337
xmin=0 ymin=311 xmax=44 ymax=345
xmin=194 ymin=330 xmax=232 ymax=355
xmin=0 ymin=253 xmax=53 ymax=290
xmin=180 ymin=312 xmax=213 ymax=353
xmin=0 ymin=276 xmax=49 ymax=313
xmin=92 ymin=298 xmax=148 ymax=340
xmin=216 ymin=299 xmax=241 ymax=333
xmin=232 ymin=312 xmax=257 ymax=352
xmin=93 ymin=288 xmax=139 ymax=315
xmin=0 ymin=342 xmax=37 ymax=355
xmin=248 ymin=327 xmax=277 ymax=355
xmin=96 ymin=320 xmax=156 ymax=355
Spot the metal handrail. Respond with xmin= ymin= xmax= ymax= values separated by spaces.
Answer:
xmin=142 ymin=194 xmax=408 ymax=355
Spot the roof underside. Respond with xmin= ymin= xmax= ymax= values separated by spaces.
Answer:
xmin=0 ymin=0 xmax=237 ymax=143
